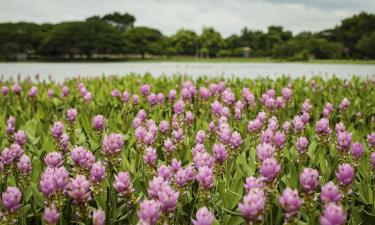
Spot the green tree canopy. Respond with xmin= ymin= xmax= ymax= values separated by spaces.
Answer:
xmin=39 ymin=20 xmax=124 ymax=58
xmin=124 ymin=26 xmax=164 ymax=58
xmin=198 ymin=27 xmax=224 ymax=57
xmin=170 ymin=29 xmax=198 ymax=55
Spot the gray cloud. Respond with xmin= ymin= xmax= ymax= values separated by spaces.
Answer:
xmin=0 ymin=0 xmax=373 ymax=37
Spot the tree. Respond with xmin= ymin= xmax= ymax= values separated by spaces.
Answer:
xmin=332 ymin=12 xmax=375 ymax=57
xmin=356 ymin=32 xmax=375 ymax=59
xmin=124 ymin=26 xmax=164 ymax=58
xmin=39 ymin=20 xmax=124 ymax=58
xmin=170 ymin=29 xmax=198 ymax=55
xmin=198 ymin=27 xmax=224 ymax=57
xmin=89 ymin=12 xmax=136 ymax=31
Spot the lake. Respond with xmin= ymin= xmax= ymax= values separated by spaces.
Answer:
xmin=0 ymin=62 xmax=374 ymax=82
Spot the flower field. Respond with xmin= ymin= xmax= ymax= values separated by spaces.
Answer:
xmin=0 ymin=74 xmax=375 ymax=225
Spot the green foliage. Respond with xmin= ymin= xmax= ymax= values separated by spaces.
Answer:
xmin=124 ymin=26 xmax=164 ymax=58
xmin=0 ymin=74 xmax=374 ymax=225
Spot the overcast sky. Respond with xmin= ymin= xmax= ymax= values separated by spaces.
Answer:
xmin=0 ymin=0 xmax=374 ymax=36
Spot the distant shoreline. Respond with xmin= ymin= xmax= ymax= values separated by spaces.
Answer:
xmin=1 ymin=57 xmax=375 ymax=65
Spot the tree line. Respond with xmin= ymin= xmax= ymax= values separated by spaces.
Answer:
xmin=0 ymin=12 xmax=374 ymax=60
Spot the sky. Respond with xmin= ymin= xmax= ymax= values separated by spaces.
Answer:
xmin=0 ymin=0 xmax=374 ymax=37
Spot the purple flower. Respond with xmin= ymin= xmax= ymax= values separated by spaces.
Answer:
xmin=350 ymin=142 xmax=363 ymax=160
xmin=159 ymin=121 xmax=169 ymax=134
xmin=17 ymin=154 xmax=32 ymax=174
xmin=28 ymin=86 xmax=38 ymax=98
xmin=61 ymin=86 xmax=69 ymax=97
xmin=316 ymin=118 xmax=331 ymax=136
xmin=148 ymin=176 xmax=168 ymax=199
xmin=302 ymin=99 xmax=312 ymax=113
xmin=185 ymin=111 xmax=195 ymax=124
xmin=122 ymin=90 xmax=130 ymax=102
xmin=273 ymin=131 xmax=286 ymax=150
xmin=336 ymin=131 xmax=352 ymax=152
xmin=320 ymin=203 xmax=346 ymax=225
xmin=51 ymin=121 xmax=64 ymax=140
xmin=296 ymin=137 xmax=309 ymax=154
xmin=144 ymin=147 xmax=157 ymax=166
xmin=175 ymin=168 xmax=188 ymax=187
xmin=2 ymin=187 xmax=22 ymax=213
xmin=195 ymin=130 xmax=206 ymax=144
xmin=194 ymin=152 xmax=214 ymax=168
xmin=1 ymin=86 xmax=9 ymax=95
xmin=321 ymin=181 xmax=342 ymax=205
xmin=242 ymin=88 xmax=255 ymax=107
xmin=92 ymin=208 xmax=105 ymax=225
xmin=47 ymin=89 xmax=54 ymax=98
xmin=92 ymin=115 xmax=105 ymax=131
xmin=299 ymin=168 xmax=319 ymax=194
xmin=1 ymin=147 xmax=14 ymax=165
xmin=199 ymin=87 xmax=211 ymax=101
xmin=279 ymin=188 xmax=302 ymax=219
xmin=132 ymin=95 xmax=140 ymax=105
xmin=221 ymin=88 xmax=235 ymax=106
xmin=211 ymin=100 xmax=223 ymax=117
xmin=335 ymin=163 xmax=354 ymax=187
xmin=158 ymin=184 xmax=179 ymax=213
xmin=164 ymin=138 xmax=176 ymax=153
xmin=40 ymin=168 xmax=57 ymax=197
xmin=90 ymin=162 xmax=106 ymax=184
xmin=140 ymin=84 xmax=151 ymax=96
xmin=14 ymin=130 xmax=27 ymax=145
xmin=212 ymin=144 xmax=227 ymax=164
xmin=147 ymin=93 xmax=158 ymax=106
xmin=238 ymin=188 xmax=265 ymax=222
xmin=44 ymin=204 xmax=59 ymax=225
xmin=12 ymin=83 xmax=22 ymax=95
xmin=244 ymin=176 xmax=265 ymax=193
xmin=248 ymin=119 xmax=262 ymax=133
xmin=54 ymin=167 xmax=69 ymax=191
xmin=260 ymin=157 xmax=280 ymax=182
xmin=174 ymin=100 xmax=185 ymax=115
xmin=367 ymin=132 xmax=375 ymax=148
xmin=157 ymin=93 xmax=164 ymax=104
xmin=196 ymin=166 xmax=214 ymax=189
xmin=102 ymin=133 xmax=124 ymax=155
xmin=230 ymin=131 xmax=242 ymax=149
xmin=114 ymin=171 xmax=132 ymax=197
xmin=10 ymin=143 xmax=24 ymax=159
xmin=281 ymin=87 xmax=292 ymax=101
xmin=339 ymin=98 xmax=350 ymax=112
xmin=168 ymin=89 xmax=177 ymax=102
xmin=192 ymin=207 xmax=215 ymax=225
xmin=60 ymin=133 xmax=69 ymax=152
xmin=67 ymin=108 xmax=78 ymax=123
xmin=371 ymin=152 xmax=375 ymax=169
xmin=71 ymin=147 xmax=95 ymax=169
xmin=111 ymin=88 xmax=120 ymax=98
xmin=138 ymin=199 xmax=161 ymax=225
xmin=68 ymin=175 xmax=91 ymax=203
xmin=173 ymin=128 xmax=184 ymax=142
xmin=301 ymin=112 xmax=310 ymax=124
xmin=335 ymin=123 xmax=346 ymax=134
xmin=171 ymin=158 xmax=182 ymax=172
xmin=157 ymin=165 xmax=172 ymax=181
xmin=256 ymin=143 xmax=275 ymax=162
xmin=44 ymin=152 xmax=64 ymax=168
xmin=292 ymin=116 xmax=304 ymax=133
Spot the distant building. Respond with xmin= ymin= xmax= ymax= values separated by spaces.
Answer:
xmin=243 ymin=47 xmax=252 ymax=58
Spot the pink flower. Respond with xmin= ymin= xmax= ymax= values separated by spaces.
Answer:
xmin=1 ymin=186 xmax=22 ymax=213
xmin=299 ymin=168 xmax=319 ymax=194
xmin=138 ymin=199 xmax=161 ymax=225
xmin=260 ymin=157 xmax=280 ymax=182
xmin=321 ymin=181 xmax=342 ymax=205
xmin=238 ymin=188 xmax=265 ymax=223
xmin=192 ymin=207 xmax=215 ymax=225
xmin=335 ymin=163 xmax=354 ymax=187
xmin=196 ymin=166 xmax=214 ymax=189
xmin=320 ymin=203 xmax=346 ymax=225
xmin=68 ymin=175 xmax=91 ymax=203
xmin=279 ymin=188 xmax=302 ymax=219
xmin=43 ymin=204 xmax=59 ymax=225
xmin=113 ymin=171 xmax=132 ymax=197
xmin=93 ymin=208 xmax=105 ymax=225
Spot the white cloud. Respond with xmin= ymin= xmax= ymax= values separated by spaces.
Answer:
xmin=0 ymin=0 xmax=373 ymax=37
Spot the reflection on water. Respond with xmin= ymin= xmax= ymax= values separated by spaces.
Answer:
xmin=0 ymin=62 xmax=374 ymax=81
